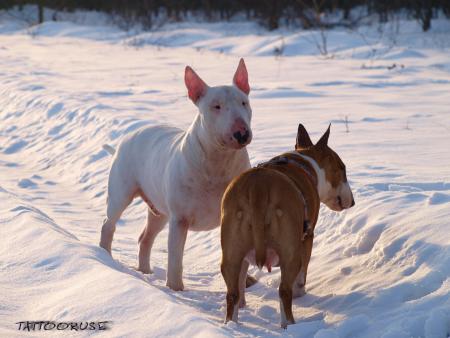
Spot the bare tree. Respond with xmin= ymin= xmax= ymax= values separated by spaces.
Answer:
xmin=296 ymin=0 xmax=331 ymax=57
xmin=38 ymin=1 xmax=44 ymax=23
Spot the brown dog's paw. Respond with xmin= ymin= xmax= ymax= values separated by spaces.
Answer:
xmin=281 ymin=318 xmax=295 ymax=329
xmin=245 ymin=274 xmax=257 ymax=288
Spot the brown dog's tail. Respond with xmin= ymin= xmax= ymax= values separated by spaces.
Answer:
xmin=249 ymin=184 xmax=268 ymax=270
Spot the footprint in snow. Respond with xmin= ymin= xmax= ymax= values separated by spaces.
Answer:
xmin=428 ymin=192 xmax=450 ymax=205
xmin=3 ymin=140 xmax=28 ymax=154
xmin=48 ymin=124 xmax=65 ymax=136
xmin=344 ymin=223 xmax=386 ymax=256
xmin=97 ymin=90 xmax=133 ymax=97
xmin=47 ymin=102 xmax=64 ymax=118
xmin=18 ymin=178 xmax=38 ymax=189
xmin=20 ymin=84 xmax=45 ymax=91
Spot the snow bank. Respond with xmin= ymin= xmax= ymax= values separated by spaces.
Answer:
xmin=0 ymin=186 xmax=230 ymax=337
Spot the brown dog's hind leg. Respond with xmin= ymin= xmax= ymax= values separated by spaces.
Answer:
xmin=221 ymin=256 xmax=245 ymax=323
xmin=293 ymin=234 xmax=314 ymax=298
xmin=278 ymin=255 xmax=302 ymax=329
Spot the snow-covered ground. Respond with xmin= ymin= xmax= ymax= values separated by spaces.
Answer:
xmin=0 ymin=14 xmax=449 ymax=338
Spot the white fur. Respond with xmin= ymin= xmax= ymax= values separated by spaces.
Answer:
xmin=232 ymin=303 xmax=239 ymax=322
xmin=292 ymin=270 xmax=306 ymax=298
xmin=100 ymin=64 xmax=252 ymax=291
xmin=296 ymin=152 xmax=353 ymax=210
xmin=298 ymin=154 xmax=332 ymax=200
xmin=339 ymin=181 xmax=353 ymax=208
xmin=280 ymin=299 xmax=288 ymax=329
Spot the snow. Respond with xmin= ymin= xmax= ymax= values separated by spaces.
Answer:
xmin=1 ymin=12 xmax=450 ymax=338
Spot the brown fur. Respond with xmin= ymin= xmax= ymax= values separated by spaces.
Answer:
xmin=221 ymin=168 xmax=304 ymax=327
xmin=259 ymin=153 xmax=320 ymax=290
xmin=220 ymin=124 xmax=354 ymax=328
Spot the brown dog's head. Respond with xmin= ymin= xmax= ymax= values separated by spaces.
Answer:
xmin=295 ymin=124 xmax=355 ymax=211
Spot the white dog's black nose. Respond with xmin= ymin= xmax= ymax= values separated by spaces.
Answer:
xmin=233 ymin=130 xmax=250 ymax=145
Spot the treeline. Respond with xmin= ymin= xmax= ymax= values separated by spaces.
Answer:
xmin=1 ymin=0 xmax=449 ymax=31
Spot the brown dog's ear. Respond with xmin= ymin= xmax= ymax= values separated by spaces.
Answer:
xmin=233 ymin=58 xmax=250 ymax=95
xmin=296 ymin=124 xmax=313 ymax=149
xmin=316 ymin=124 xmax=331 ymax=148
xmin=185 ymin=66 xmax=208 ymax=104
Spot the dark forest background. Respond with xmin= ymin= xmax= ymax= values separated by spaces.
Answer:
xmin=1 ymin=1 xmax=449 ymax=32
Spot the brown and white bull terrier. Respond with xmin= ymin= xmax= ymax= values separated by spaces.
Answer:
xmin=220 ymin=124 xmax=355 ymax=328
xmin=100 ymin=59 xmax=254 ymax=291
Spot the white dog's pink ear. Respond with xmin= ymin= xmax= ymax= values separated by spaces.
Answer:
xmin=233 ymin=58 xmax=250 ymax=95
xmin=185 ymin=66 xmax=208 ymax=104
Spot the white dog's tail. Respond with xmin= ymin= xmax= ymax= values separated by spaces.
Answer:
xmin=103 ymin=144 xmax=116 ymax=155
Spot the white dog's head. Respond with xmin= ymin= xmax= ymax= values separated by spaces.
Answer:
xmin=184 ymin=59 xmax=252 ymax=149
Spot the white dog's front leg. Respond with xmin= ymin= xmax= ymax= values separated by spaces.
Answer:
xmin=166 ymin=217 xmax=188 ymax=291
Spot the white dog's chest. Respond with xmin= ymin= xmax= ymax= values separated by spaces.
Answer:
xmin=186 ymin=183 xmax=227 ymax=231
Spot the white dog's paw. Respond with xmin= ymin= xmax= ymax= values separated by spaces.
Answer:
xmin=166 ymin=278 xmax=184 ymax=291
xmin=292 ymin=284 xmax=306 ymax=298
xmin=137 ymin=265 xmax=153 ymax=274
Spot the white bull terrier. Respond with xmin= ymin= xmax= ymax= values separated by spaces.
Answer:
xmin=100 ymin=59 xmax=253 ymax=291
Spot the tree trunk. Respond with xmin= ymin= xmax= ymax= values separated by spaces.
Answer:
xmin=422 ymin=7 xmax=432 ymax=31
xmin=38 ymin=2 xmax=44 ymax=23
xmin=268 ymin=0 xmax=280 ymax=30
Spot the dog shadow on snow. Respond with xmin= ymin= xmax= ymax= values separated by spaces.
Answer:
xmin=92 ymin=239 xmax=450 ymax=335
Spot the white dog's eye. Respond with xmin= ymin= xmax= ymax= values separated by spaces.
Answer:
xmin=214 ymin=105 xmax=221 ymax=110
xmin=242 ymin=101 xmax=246 ymax=106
